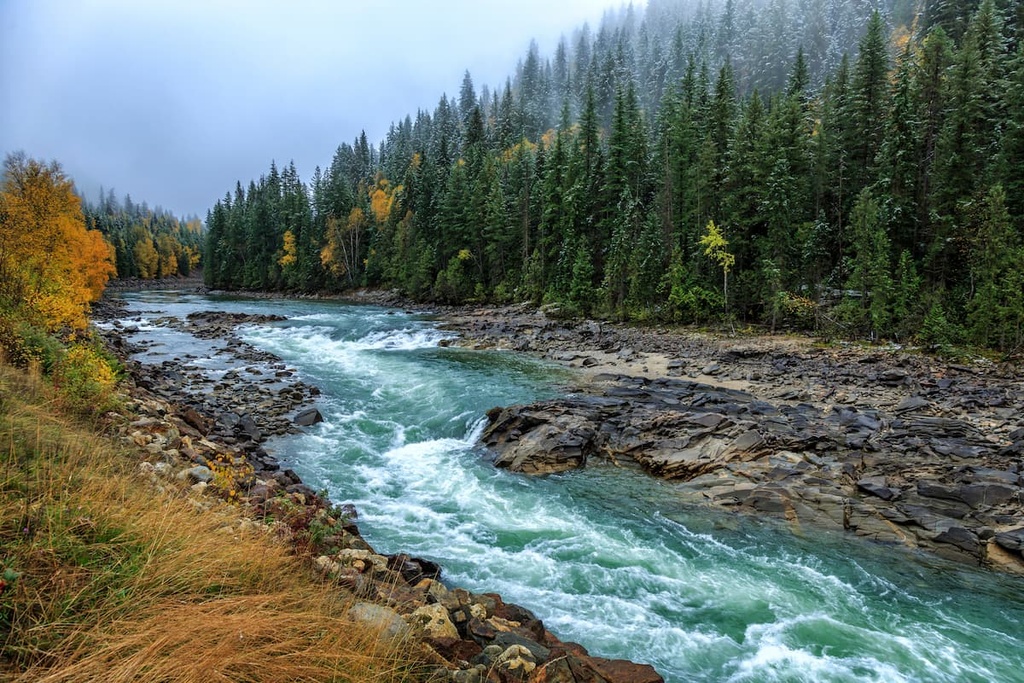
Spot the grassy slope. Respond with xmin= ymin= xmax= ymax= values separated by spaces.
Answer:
xmin=0 ymin=365 xmax=430 ymax=682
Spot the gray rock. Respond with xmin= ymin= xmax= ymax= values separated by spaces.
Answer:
xmin=237 ymin=414 xmax=261 ymax=441
xmin=963 ymin=467 xmax=1019 ymax=485
xmin=177 ymin=465 xmax=213 ymax=484
xmin=492 ymin=631 xmax=550 ymax=663
xmin=858 ymin=476 xmax=899 ymax=501
xmin=347 ymin=602 xmax=411 ymax=642
xmin=471 ymin=644 xmax=506 ymax=667
xmin=899 ymin=505 xmax=960 ymax=532
xmin=994 ymin=528 xmax=1024 ymax=551
xmin=452 ymin=668 xmax=486 ymax=683
xmin=917 ymin=480 xmax=961 ymax=502
xmin=218 ymin=412 xmax=240 ymax=428
xmin=894 ymin=395 xmax=931 ymax=414
xmin=878 ymin=369 xmax=909 ymax=385
xmin=932 ymin=525 xmax=979 ymax=553
xmin=959 ymin=483 xmax=1017 ymax=509
xmin=294 ymin=408 xmax=324 ymax=426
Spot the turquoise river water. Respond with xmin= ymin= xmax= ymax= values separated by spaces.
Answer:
xmin=114 ymin=292 xmax=1024 ymax=683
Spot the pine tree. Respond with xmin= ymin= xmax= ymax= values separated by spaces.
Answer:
xmin=849 ymin=12 xmax=890 ymax=197
xmin=845 ymin=189 xmax=894 ymax=339
xmin=965 ymin=185 xmax=1023 ymax=349
xmin=913 ymin=26 xmax=954 ymax=260
xmin=877 ymin=42 xmax=922 ymax=257
xmin=998 ymin=41 xmax=1024 ymax=219
xmin=458 ymin=71 xmax=478 ymax=132
xmin=787 ymin=46 xmax=810 ymax=98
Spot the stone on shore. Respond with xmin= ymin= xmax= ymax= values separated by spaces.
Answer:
xmin=348 ymin=602 xmax=411 ymax=642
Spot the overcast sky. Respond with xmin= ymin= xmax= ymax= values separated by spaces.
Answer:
xmin=1 ymin=0 xmax=622 ymax=218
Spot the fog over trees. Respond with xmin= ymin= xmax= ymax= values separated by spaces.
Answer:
xmin=205 ymin=0 xmax=1024 ymax=352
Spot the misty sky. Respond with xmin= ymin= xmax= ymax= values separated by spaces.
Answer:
xmin=1 ymin=0 xmax=620 ymax=218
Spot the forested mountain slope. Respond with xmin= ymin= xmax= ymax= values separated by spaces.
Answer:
xmin=204 ymin=0 xmax=1024 ymax=352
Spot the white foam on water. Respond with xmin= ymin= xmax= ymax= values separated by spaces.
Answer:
xmin=242 ymin=325 xmax=381 ymax=377
xmin=289 ymin=313 xmax=339 ymax=321
xmin=348 ymin=327 xmax=456 ymax=351
xmin=730 ymin=615 xmax=911 ymax=683
xmin=121 ymin=316 xmax=163 ymax=332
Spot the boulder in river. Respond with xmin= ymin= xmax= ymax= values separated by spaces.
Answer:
xmin=294 ymin=407 xmax=324 ymax=426
xmin=482 ymin=403 xmax=599 ymax=474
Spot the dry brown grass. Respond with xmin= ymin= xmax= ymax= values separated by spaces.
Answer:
xmin=0 ymin=365 xmax=433 ymax=682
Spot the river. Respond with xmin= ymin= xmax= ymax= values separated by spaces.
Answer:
xmin=113 ymin=291 xmax=1024 ymax=683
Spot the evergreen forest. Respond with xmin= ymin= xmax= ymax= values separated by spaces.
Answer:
xmin=203 ymin=0 xmax=1024 ymax=353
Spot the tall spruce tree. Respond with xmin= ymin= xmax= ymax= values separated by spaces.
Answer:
xmin=849 ymin=12 xmax=890 ymax=198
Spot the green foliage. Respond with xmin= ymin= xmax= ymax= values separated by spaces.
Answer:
xmin=775 ymin=292 xmax=818 ymax=331
xmin=845 ymin=189 xmax=894 ymax=339
xmin=666 ymin=250 xmax=724 ymax=324
xmin=86 ymin=189 xmax=202 ymax=280
xmin=433 ymin=250 xmax=475 ymax=303
xmin=0 ymin=310 xmax=65 ymax=372
xmin=669 ymin=284 xmax=725 ymax=325
xmin=964 ymin=185 xmax=1024 ymax=350
xmin=699 ymin=219 xmax=735 ymax=323
xmin=568 ymin=239 xmax=597 ymax=316
xmin=920 ymin=299 xmax=964 ymax=352
xmin=892 ymin=250 xmax=923 ymax=340
xmin=52 ymin=345 xmax=119 ymax=417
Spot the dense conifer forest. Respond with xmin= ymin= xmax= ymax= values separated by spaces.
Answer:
xmin=203 ymin=0 xmax=1024 ymax=352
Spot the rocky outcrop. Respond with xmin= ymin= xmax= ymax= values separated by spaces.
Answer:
xmin=481 ymin=375 xmax=1024 ymax=572
xmin=470 ymin=317 xmax=1024 ymax=575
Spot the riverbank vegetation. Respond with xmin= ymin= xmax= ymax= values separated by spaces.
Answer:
xmin=0 ymin=151 xmax=204 ymax=417
xmin=0 ymin=365 xmax=429 ymax=682
xmin=204 ymin=0 xmax=1024 ymax=354
xmin=0 ymin=153 xmax=431 ymax=681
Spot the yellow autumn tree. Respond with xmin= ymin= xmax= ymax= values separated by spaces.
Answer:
xmin=278 ymin=230 xmax=298 ymax=268
xmin=321 ymin=208 xmax=366 ymax=286
xmin=133 ymin=236 xmax=159 ymax=278
xmin=0 ymin=152 xmax=116 ymax=330
xmin=156 ymin=233 xmax=179 ymax=277
xmin=699 ymin=219 xmax=736 ymax=328
xmin=369 ymin=177 xmax=398 ymax=224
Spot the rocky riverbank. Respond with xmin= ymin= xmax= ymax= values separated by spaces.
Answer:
xmin=441 ymin=305 xmax=1024 ymax=575
xmin=93 ymin=299 xmax=664 ymax=683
